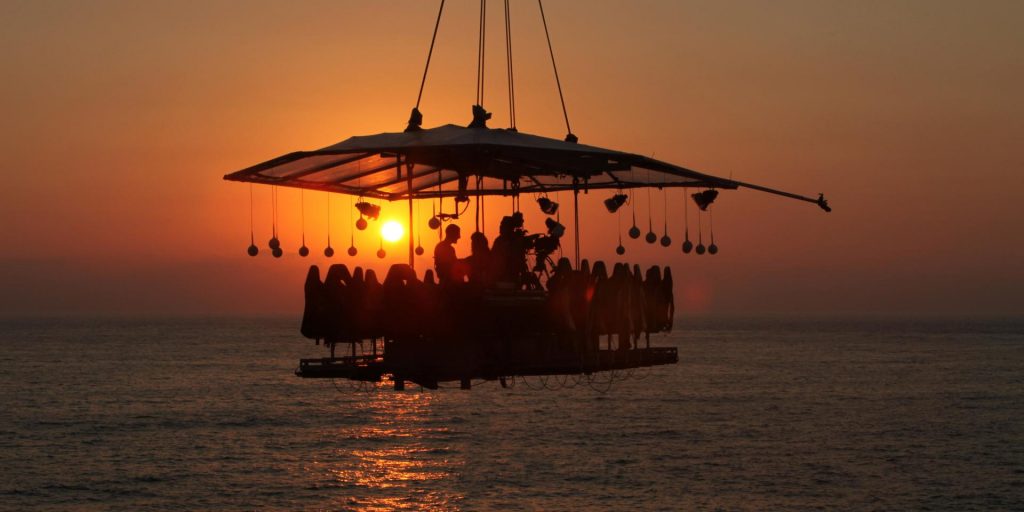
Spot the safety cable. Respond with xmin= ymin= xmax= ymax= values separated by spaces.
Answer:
xmin=538 ymin=0 xmax=574 ymax=140
xmin=415 ymin=0 xmax=446 ymax=110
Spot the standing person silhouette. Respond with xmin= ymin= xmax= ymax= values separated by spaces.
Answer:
xmin=433 ymin=224 xmax=462 ymax=285
xmin=465 ymin=232 xmax=492 ymax=287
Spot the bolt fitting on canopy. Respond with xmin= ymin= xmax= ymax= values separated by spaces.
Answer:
xmin=405 ymin=108 xmax=424 ymax=132
xmin=468 ymin=105 xmax=491 ymax=129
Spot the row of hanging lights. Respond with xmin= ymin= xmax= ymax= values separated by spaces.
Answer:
xmin=605 ymin=188 xmax=720 ymax=256
xmin=246 ymin=183 xmax=719 ymax=259
xmin=246 ymin=186 xmax=389 ymax=259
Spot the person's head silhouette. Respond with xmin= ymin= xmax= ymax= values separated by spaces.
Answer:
xmin=470 ymin=231 xmax=489 ymax=254
xmin=445 ymin=224 xmax=461 ymax=243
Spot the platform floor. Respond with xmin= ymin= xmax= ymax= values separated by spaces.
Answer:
xmin=295 ymin=347 xmax=678 ymax=389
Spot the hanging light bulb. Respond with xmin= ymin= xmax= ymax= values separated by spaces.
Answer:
xmin=272 ymin=247 xmax=283 ymax=258
xmin=616 ymin=204 xmax=626 ymax=255
xmin=415 ymin=246 xmax=424 ymax=256
xmin=347 ymin=232 xmax=357 ymax=257
xmin=428 ymin=216 xmax=441 ymax=230
xmin=644 ymin=186 xmax=657 ymax=243
xmin=246 ymin=185 xmax=258 ymax=257
xmin=268 ymin=236 xmax=280 ymax=250
xmin=324 ymin=191 xmax=334 ymax=258
xmin=682 ymin=189 xmax=693 ymax=254
xmin=708 ymin=206 xmax=718 ymax=255
xmin=695 ymin=209 xmax=705 ymax=255
xmin=298 ymin=189 xmax=309 ymax=257
xmin=628 ymin=193 xmax=641 ymax=239
xmin=660 ymin=188 xmax=672 ymax=247
xmin=356 ymin=217 xmax=368 ymax=231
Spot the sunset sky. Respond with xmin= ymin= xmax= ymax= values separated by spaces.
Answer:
xmin=2 ymin=0 xmax=1021 ymax=316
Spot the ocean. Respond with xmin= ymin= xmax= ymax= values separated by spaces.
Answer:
xmin=1 ymin=316 xmax=1022 ymax=511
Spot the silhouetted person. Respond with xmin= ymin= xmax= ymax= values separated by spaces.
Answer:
xmin=609 ymin=263 xmax=636 ymax=351
xmin=301 ymin=265 xmax=326 ymax=342
xmin=465 ymin=231 xmax=492 ymax=287
xmin=384 ymin=264 xmax=420 ymax=337
xmin=546 ymin=257 xmax=575 ymax=335
xmin=347 ymin=267 xmax=367 ymax=339
xmin=590 ymin=261 xmax=611 ymax=350
xmin=420 ymin=269 xmax=440 ymax=334
xmin=643 ymin=266 xmax=664 ymax=342
xmin=363 ymin=269 xmax=383 ymax=340
xmin=567 ymin=260 xmax=591 ymax=354
xmin=547 ymin=257 xmax=573 ymax=293
xmin=630 ymin=264 xmax=647 ymax=346
xmin=323 ymin=264 xmax=353 ymax=355
xmin=434 ymin=224 xmax=462 ymax=285
xmin=491 ymin=213 xmax=528 ymax=287
xmin=662 ymin=266 xmax=675 ymax=333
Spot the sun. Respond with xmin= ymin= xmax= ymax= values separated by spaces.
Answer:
xmin=381 ymin=220 xmax=404 ymax=242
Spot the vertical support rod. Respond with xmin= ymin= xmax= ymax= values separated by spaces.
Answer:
xmin=405 ymin=157 xmax=415 ymax=269
xmin=573 ymin=181 xmax=581 ymax=269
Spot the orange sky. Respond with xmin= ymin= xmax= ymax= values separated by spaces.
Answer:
xmin=2 ymin=0 xmax=1022 ymax=316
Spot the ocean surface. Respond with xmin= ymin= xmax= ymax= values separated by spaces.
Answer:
xmin=1 ymin=316 xmax=1022 ymax=511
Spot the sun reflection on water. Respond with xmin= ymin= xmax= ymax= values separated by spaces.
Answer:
xmin=311 ymin=390 xmax=465 ymax=511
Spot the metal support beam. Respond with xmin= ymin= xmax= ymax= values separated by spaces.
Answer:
xmin=406 ymin=159 xmax=415 ymax=269
xmin=573 ymin=179 xmax=580 ymax=269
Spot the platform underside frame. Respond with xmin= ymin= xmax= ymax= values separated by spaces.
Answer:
xmin=296 ymin=346 xmax=677 ymax=389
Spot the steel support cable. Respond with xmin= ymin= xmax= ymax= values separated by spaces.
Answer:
xmin=504 ymin=0 xmax=517 ymax=129
xmin=476 ymin=0 xmax=487 ymax=105
xmin=538 ymin=0 xmax=574 ymax=141
xmin=415 ymin=0 xmax=446 ymax=110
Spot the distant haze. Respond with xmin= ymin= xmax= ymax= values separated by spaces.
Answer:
xmin=2 ymin=0 xmax=1022 ymax=316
